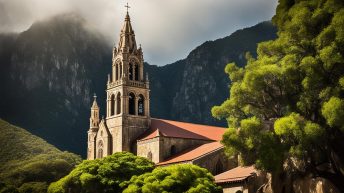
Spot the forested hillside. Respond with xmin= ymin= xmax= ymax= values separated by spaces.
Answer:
xmin=0 ymin=119 xmax=81 ymax=192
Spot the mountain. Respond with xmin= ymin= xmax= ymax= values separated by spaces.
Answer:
xmin=0 ymin=14 xmax=112 ymax=155
xmin=0 ymin=119 xmax=81 ymax=192
xmin=0 ymin=13 xmax=277 ymax=156
xmin=147 ymin=21 xmax=277 ymax=125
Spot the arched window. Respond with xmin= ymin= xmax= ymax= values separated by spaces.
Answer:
xmin=235 ymin=191 xmax=243 ymax=193
xmin=116 ymin=93 xmax=121 ymax=114
xmin=147 ymin=151 xmax=152 ymax=161
xmin=170 ymin=145 xmax=176 ymax=156
xmin=135 ymin=64 xmax=139 ymax=81
xmin=119 ymin=63 xmax=122 ymax=79
xmin=98 ymin=141 xmax=103 ymax=158
xmin=138 ymin=94 xmax=144 ymax=116
xmin=129 ymin=63 xmax=133 ymax=80
xmin=129 ymin=93 xmax=136 ymax=115
xmin=110 ymin=94 xmax=115 ymax=116
xmin=215 ymin=159 xmax=223 ymax=175
xmin=98 ymin=149 xmax=103 ymax=158
xmin=115 ymin=63 xmax=119 ymax=80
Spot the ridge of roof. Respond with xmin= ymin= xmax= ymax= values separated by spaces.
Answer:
xmin=137 ymin=118 xmax=226 ymax=142
xmin=151 ymin=118 xmax=227 ymax=129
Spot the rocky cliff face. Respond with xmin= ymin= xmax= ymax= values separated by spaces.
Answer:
xmin=0 ymin=14 xmax=276 ymax=155
xmin=0 ymin=14 xmax=111 ymax=154
xmin=148 ymin=22 xmax=277 ymax=126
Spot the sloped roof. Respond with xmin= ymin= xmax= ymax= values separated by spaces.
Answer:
xmin=138 ymin=118 xmax=226 ymax=141
xmin=157 ymin=142 xmax=223 ymax=166
xmin=214 ymin=166 xmax=256 ymax=184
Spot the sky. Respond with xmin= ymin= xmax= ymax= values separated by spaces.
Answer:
xmin=0 ymin=0 xmax=278 ymax=65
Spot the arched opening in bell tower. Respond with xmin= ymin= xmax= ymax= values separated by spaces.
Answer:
xmin=135 ymin=64 xmax=139 ymax=80
xmin=129 ymin=93 xmax=136 ymax=115
xmin=116 ymin=92 xmax=121 ymax=114
xmin=138 ymin=94 xmax=144 ymax=116
xmin=115 ymin=63 xmax=119 ymax=80
xmin=110 ymin=94 xmax=115 ymax=116
xmin=129 ymin=63 xmax=133 ymax=80
xmin=119 ymin=63 xmax=122 ymax=79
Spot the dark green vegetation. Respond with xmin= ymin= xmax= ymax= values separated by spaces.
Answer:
xmin=212 ymin=0 xmax=344 ymax=191
xmin=48 ymin=153 xmax=220 ymax=193
xmin=122 ymin=164 xmax=221 ymax=193
xmin=48 ymin=152 xmax=154 ymax=193
xmin=0 ymin=13 xmax=276 ymax=156
xmin=0 ymin=119 xmax=82 ymax=193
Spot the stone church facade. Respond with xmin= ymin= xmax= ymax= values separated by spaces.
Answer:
xmin=86 ymin=11 xmax=260 ymax=189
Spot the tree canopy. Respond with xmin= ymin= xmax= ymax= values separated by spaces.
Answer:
xmin=48 ymin=152 xmax=155 ymax=193
xmin=122 ymin=164 xmax=221 ymax=193
xmin=212 ymin=0 xmax=344 ymax=191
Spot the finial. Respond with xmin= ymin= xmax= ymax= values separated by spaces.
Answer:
xmin=139 ymin=44 xmax=142 ymax=48
xmin=125 ymin=2 xmax=130 ymax=13
xmin=108 ymin=74 xmax=110 ymax=82
xmin=93 ymin=93 xmax=97 ymax=99
xmin=102 ymin=115 xmax=104 ymax=120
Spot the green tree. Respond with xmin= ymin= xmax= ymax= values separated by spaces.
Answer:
xmin=122 ymin=164 xmax=221 ymax=193
xmin=212 ymin=0 xmax=344 ymax=191
xmin=48 ymin=152 xmax=155 ymax=193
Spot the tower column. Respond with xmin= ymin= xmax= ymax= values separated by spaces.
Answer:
xmin=114 ymin=94 xmax=117 ymax=115
xmin=106 ymin=98 xmax=110 ymax=117
xmin=122 ymin=92 xmax=127 ymax=115
xmin=146 ymin=98 xmax=150 ymax=117
xmin=135 ymin=96 xmax=139 ymax=115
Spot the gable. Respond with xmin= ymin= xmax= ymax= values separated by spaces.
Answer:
xmin=97 ymin=120 xmax=111 ymax=138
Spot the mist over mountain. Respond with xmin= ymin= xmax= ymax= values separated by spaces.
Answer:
xmin=0 ymin=13 xmax=276 ymax=156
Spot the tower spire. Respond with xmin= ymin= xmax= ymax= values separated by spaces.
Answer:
xmin=118 ymin=3 xmax=137 ymax=53
xmin=91 ymin=93 xmax=99 ymax=109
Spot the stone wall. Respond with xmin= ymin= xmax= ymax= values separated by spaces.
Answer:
xmin=159 ymin=137 xmax=212 ymax=161
xmin=192 ymin=148 xmax=237 ymax=175
xmin=137 ymin=137 xmax=160 ymax=162
xmin=137 ymin=136 xmax=212 ymax=163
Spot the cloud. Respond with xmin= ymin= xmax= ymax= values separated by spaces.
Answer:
xmin=0 ymin=0 xmax=278 ymax=65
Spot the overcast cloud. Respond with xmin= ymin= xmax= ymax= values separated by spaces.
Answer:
xmin=0 ymin=0 xmax=278 ymax=65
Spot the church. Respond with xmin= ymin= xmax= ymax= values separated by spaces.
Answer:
xmin=87 ymin=9 xmax=261 ymax=193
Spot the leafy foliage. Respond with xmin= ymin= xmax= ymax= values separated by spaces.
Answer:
xmin=212 ymin=0 xmax=344 ymax=189
xmin=0 ymin=119 xmax=82 ymax=193
xmin=122 ymin=164 xmax=221 ymax=193
xmin=48 ymin=152 xmax=155 ymax=193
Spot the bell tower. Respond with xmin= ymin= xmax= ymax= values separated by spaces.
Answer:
xmin=105 ymin=8 xmax=150 ymax=153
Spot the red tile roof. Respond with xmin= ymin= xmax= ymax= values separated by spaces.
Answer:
xmin=214 ymin=166 xmax=256 ymax=184
xmin=157 ymin=141 xmax=223 ymax=166
xmin=138 ymin=118 xmax=226 ymax=141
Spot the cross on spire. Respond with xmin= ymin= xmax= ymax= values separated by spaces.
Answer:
xmin=125 ymin=2 xmax=130 ymax=13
